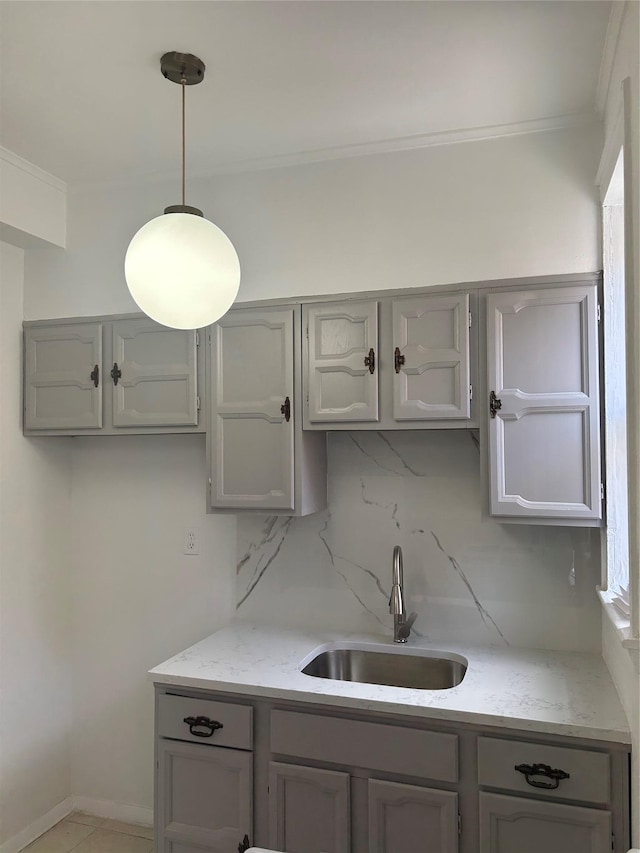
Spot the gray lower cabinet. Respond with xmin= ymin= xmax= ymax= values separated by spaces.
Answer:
xmin=479 ymin=792 xmax=612 ymax=853
xmin=157 ymin=740 xmax=252 ymax=853
xmin=486 ymin=284 xmax=601 ymax=522
xmin=154 ymin=688 xmax=630 ymax=853
xmin=155 ymin=692 xmax=254 ymax=853
xmin=24 ymin=314 xmax=203 ymax=435
xmin=207 ymin=305 xmax=327 ymax=515
xmin=368 ymin=779 xmax=459 ymax=853
xmin=268 ymin=761 xmax=350 ymax=853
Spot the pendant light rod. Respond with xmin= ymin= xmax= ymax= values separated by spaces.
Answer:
xmin=182 ymin=76 xmax=186 ymax=207
xmin=160 ymin=51 xmax=206 ymax=217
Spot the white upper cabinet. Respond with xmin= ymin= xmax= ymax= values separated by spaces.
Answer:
xmin=303 ymin=292 xmax=474 ymax=430
xmin=392 ymin=293 xmax=471 ymax=420
xmin=305 ymin=300 xmax=379 ymax=423
xmin=24 ymin=323 xmax=103 ymax=430
xmin=111 ymin=319 xmax=198 ymax=428
xmin=486 ymin=285 xmax=601 ymax=522
xmin=24 ymin=315 xmax=203 ymax=435
xmin=208 ymin=305 xmax=327 ymax=515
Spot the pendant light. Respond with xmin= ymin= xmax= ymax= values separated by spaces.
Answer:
xmin=125 ymin=52 xmax=240 ymax=330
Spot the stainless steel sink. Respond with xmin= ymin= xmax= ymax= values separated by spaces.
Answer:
xmin=301 ymin=647 xmax=467 ymax=690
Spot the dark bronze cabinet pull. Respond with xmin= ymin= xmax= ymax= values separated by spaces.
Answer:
xmin=281 ymin=396 xmax=291 ymax=422
xmin=364 ymin=347 xmax=376 ymax=374
xmin=394 ymin=347 xmax=405 ymax=374
xmin=183 ymin=715 xmax=224 ymax=738
xmin=110 ymin=362 xmax=122 ymax=385
xmin=238 ymin=835 xmax=251 ymax=853
xmin=90 ymin=364 xmax=100 ymax=387
xmin=515 ymin=762 xmax=570 ymax=790
xmin=489 ymin=390 xmax=502 ymax=418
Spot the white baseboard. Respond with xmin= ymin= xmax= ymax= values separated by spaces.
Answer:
xmin=0 ymin=796 xmax=153 ymax=853
xmin=71 ymin=796 xmax=153 ymax=827
xmin=0 ymin=798 xmax=74 ymax=853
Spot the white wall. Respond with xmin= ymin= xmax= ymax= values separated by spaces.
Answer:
xmin=21 ymin=124 xmax=604 ymax=816
xmin=0 ymin=242 xmax=73 ymax=846
xmin=24 ymin=123 xmax=601 ymax=319
xmin=69 ymin=436 xmax=235 ymax=814
xmin=598 ymin=1 xmax=640 ymax=845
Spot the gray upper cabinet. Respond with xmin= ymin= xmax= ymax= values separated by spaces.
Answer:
xmin=303 ymin=292 xmax=474 ymax=430
xmin=24 ymin=323 xmax=103 ymax=431
xmin=24 ymin=315 xmax=204 ymax=436
xmin=392 ymin=293 xmax=471 ymax=420
xmin=111 ymin=319 xmax=198 ymax=428
xmin=208 ymin=305 xmax=327 ymax=515
xmin=305 ymin=300 xmax=379 ymax=423
xmin=486 ymin=284 xmax=601 ymax=522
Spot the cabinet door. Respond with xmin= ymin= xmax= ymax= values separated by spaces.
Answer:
xmin=157 ymin=740 xmax=252 ymax=853
xmin=269 ymin=761 xmax=350 ymax=853
xmin=24 ymin=323 xmax=102 ymax=430
xmin=392 ymin=293 xmax=471 ymax=420
xmin=487 ymin=286 xmax=601 ymax=520
xmin=111 ymin=319 xmax=198 ymax=427
xmin=210 ymin=308 xmax=294 ymax=510
xmin=305 ymin=301 xmax=379 ymax=422
xmin=479 ymin=792 xmax=612 ymax=853
xmin=368 ymin=779 xmax=458 ymax=853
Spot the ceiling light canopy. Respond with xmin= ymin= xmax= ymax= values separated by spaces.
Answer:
xmin=125 ymin=52 xmax=240 ymax=330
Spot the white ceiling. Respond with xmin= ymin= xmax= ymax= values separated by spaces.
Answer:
xmin=0 ymin=1 xmax=612 ymax=188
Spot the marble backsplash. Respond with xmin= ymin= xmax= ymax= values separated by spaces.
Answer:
xmin=236 ymin=431 xmax=601 ymax=652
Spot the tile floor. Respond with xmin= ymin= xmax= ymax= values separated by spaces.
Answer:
xmin=23 ymin=813 xmax=153 ymax=853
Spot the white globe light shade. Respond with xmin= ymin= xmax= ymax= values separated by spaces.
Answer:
xmin=125 ymin=212 xmax=240 ymax=329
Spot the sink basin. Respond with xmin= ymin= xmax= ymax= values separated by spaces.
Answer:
xmin=301 ymin=646 xmax=467 ymax=690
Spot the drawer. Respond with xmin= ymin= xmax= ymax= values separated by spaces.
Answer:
xmin=271 ymin=709 xmax=457 ymax=783
xmin=158 ymin=693 xmax=253 ymax=750
xmin=478 ymin=736 xmax=610 ymax=805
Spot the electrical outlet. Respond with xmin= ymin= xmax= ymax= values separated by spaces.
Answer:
xmin=183 ymin=528 xmax=199 ymax=555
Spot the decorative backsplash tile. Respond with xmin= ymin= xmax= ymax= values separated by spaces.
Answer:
xmin=237 ymin=431 xmax=601 ymax=651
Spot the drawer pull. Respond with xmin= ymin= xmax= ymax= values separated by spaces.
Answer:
xmin=183 ymin=715 xmax=224 ymax=738
xmin=515 ymin=762 xmax=570 ymax=790
xmin=394 ymin=346 xmax=405 ymax=374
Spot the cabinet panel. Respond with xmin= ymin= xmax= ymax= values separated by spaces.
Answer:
xmin=111 ymin=319 xmax=198 ymax=427
xmin=368 ymin=779 xmax=458 ymax=853
xmin=478 ymin=736 xmax=610 ymax=805
xmin=157 ymin=693 xmax=252 ymax=750
xmin=392 ymin=293 xmax=470 ymax=420
xmin=269 ymin=761 xmax=350 ymax=853
xmin=479 ymin=792 xmax=612 ymax=853
xmin=305 ymin=301 xmax=379 ymax=422
xmin=24 ymin=323 xmax=102 ymax=430
xmin=158 ymin=740 xmax=252 ymax=853
xmin=487 ymin=286 xmax=601 ymax=520
xmin=271 ymin=709 xmax=458 ymax=783
xmin=210 ymin=308 xmax=294 ymax=509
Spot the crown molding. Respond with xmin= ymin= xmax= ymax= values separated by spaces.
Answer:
xmin=0 ymin=146 xmax=67 ymax=193
xmin=70 ymin=111 xmax=599 ymax=196
xmin=595 ymin=1 xmax=627 ymax=116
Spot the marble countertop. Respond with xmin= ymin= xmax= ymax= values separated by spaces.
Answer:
xmin=149 ymin=621 xmax=631 ymax=744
